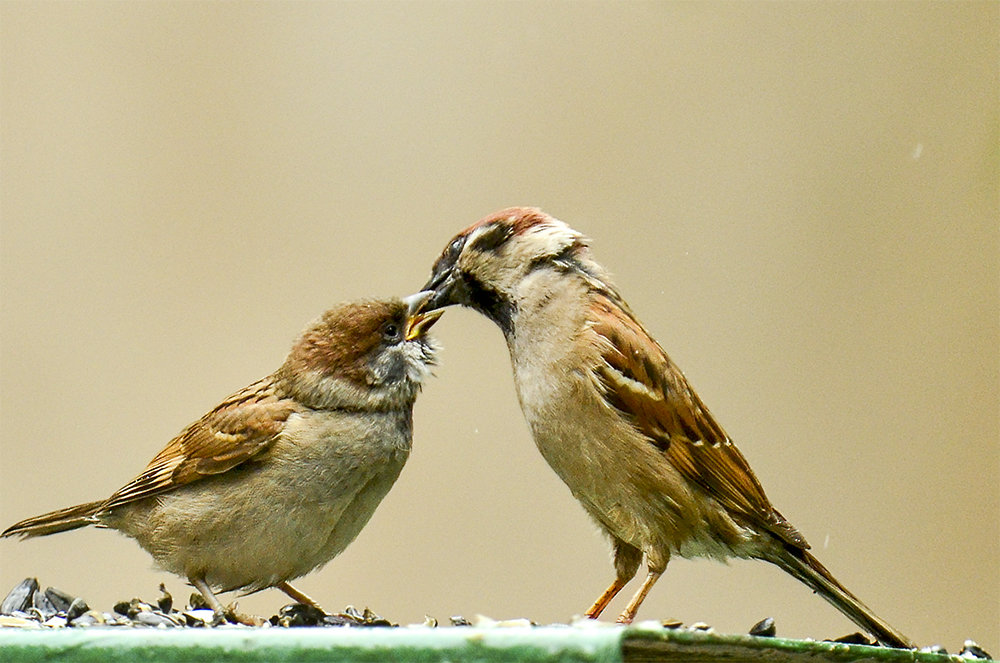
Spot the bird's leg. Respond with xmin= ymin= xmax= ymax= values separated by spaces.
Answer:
xmin=277 ymin=581 xmax=327 ymax=614
xmin=586 ymin=538 xmax=642 ymax=619
xmin=616 ymin=567 xmax=663 ymax=624
xmin=191 ymin=576 xmax=229 ymax=624
xmin=585 ymin=578 xmax=628 ymax=619
xmin=190 ymin=576 xmax=267 ymax=626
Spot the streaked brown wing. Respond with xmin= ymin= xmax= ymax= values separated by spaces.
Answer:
xmin=100 ymin=376 xmax=302 ymax=511
xmin=589 ymin=294 xmax=807 ymax=549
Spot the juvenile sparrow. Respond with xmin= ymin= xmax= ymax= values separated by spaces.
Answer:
xmin=420 ymin=207 xmax=913 ymax=648
xmin=2 ymin=295 xmax=442 ymax=619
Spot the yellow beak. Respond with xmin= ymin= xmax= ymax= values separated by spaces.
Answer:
xmin=403 ymin=291 xmax=445 ymax=341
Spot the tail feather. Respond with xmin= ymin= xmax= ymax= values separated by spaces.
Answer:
xmin=1 ymin=501 xmax=105 ymax=539
xmin=767 ymin=546 xmax=914 ymax=649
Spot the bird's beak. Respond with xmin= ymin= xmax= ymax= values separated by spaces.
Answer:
xmin=403 ymin=291 xmax=445 ymax=341
xmin=420 ymin=267 xmax=462 ymax=312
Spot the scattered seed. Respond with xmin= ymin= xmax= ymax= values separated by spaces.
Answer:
xmin=749 ymin=617 xmax=776 ymax=637
xmin=105 ymin=614 xmax=133 ymax=627
xmin=921 ymin=645 xmax=949 ymax=655
xmin=44 ymin=587 xmax=75 ymax=613
xmin=496 ymin=618 xmax=535 ymax=628
xmin=320 ymin=614 xmax=359 ymax=627
xmin=959 ymin=641 xmax=992 ymax=660
xmin=181 ymin=609 xmax=215 ymax=627
xmin=0 ymin=615 xmax=40 ymax=628
xmin=134 ymin=611 xmax=181 ymax=628
xmin=829 ymin=632 xmax=874 ymax=646
xmin=68 ymin=611 xmax=107 ymax=627
xmin=66 ymin=597 xmax=90 ymax=621
xmin=275 ymin=603 xmax=326 ymax=627
xmin=31 ymin=589 xmax=57 ymax=618
xmin=126 ymin=598 xmax=155 ymax=619
xmin=360 ymin=607 xmax=393 ymax=627
xmin=1 ymin=578 xmax=39 ymax=615
xmin=341 ymin=605 xmax=364 ymax=621
xmin=188 ymin=593 xmax=209 ymax=611
xmin=156 ymin=584 xmax=173 ymax=613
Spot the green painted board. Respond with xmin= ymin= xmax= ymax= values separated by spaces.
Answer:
xmin=622 ymin=627 xmax=991 ymax=663
xmin=0 ymin=626 xmax=618 ymax=663
xmin=0 ymin=626 xmax=993 ymax=663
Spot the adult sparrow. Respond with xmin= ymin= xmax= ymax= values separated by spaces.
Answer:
xmin=420 ymin=207 xmax=913 ymax=648
xmin=2 ymin=295 xmax=442 ymax=619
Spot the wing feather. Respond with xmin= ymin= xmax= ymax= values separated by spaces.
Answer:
xmin=100 ymin=377 xmax=301 ymax=512
xmin=588 ymin=294 xmax=808 ymax=549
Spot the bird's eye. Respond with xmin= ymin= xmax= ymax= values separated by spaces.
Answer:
xmin=381 ymin=321 xmax=403 ymax=343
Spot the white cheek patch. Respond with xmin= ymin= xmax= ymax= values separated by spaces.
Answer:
xmin=295 ymin=339 xmax=438 ymax=412
xmin=402 ymin=337 xmax=439 ymax=384
xmin=512 ymin=222 xmax=582 ymax=265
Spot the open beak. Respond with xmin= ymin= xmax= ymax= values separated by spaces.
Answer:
xmin=403 ymin=291 xmax=445 ymax=341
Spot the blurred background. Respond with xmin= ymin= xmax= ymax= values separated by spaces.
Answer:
xmin=1 ymin=1 xmax=996 ymax=652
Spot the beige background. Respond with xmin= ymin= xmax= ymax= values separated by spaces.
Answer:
xmin=1 ymin=1 xmax=996 ymax=652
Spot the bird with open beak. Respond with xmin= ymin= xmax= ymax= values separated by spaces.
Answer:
xmin=3 ymin=293 xmax=443 ymax=621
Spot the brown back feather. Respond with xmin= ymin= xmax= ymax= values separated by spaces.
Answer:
xmin=101 ymin=376 xmax=300 ymax=511
xmin=589 ymin=293 xmax=808 ymax=549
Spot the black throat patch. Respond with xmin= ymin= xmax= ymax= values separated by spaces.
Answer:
xmin=460 ymin=272 xmax=515 ymax=337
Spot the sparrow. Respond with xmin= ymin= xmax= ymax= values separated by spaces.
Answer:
xmin=2 ymin=294 xmax=443 ymax=619
xmin=420 ymin=207 xmax=914 ymax=648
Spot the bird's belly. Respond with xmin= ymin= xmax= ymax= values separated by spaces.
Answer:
xmin=109 ymin=412 xmax=410 ymax=592
xmin=518 ymin=378 xmax=751 ymax=562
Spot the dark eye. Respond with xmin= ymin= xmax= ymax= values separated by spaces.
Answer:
xmin=381 ymin=320 xmax=403 ymax=343
xmin=447 ymin=236 xmax=465 ymax=261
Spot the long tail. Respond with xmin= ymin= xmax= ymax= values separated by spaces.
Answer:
xmin=766 ymin=545 xmax=914 ymax=649
xmin=1 ymin=501 xmax=105 ymax=539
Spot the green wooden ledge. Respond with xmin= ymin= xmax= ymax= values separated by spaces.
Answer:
xmin=0 ymin=625 xmax=992 ymax=663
